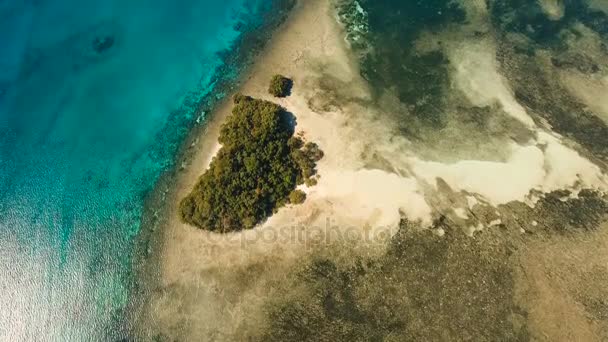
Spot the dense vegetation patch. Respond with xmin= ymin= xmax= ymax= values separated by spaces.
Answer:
xmin=179 ymin=94 xmax=322 ymax=232
xmin=268 ymin=74 xmax=293 ymax=97
xmin=288 ymin=189 xmax=307 ymax=204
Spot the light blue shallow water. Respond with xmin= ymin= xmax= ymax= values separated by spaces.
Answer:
xmin=0 ymin=0 xmax=273 ymax=339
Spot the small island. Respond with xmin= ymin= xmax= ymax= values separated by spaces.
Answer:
xmin=179 ymin=93 xmax=323 ymax=232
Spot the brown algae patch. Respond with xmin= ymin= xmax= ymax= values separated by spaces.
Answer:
xmin=255 ymin=220 xmax=530 ymax=341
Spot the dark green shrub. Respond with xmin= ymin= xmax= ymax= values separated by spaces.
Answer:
xmin=269 ymin=74 xmax=293 ymax=97
xmin=179 ymin=95 xmax=322 ymax=232
xmin=289 ymin=189 xmax=307 ymax=204
xmin=303 ymin=142 xmax=324 ymax=162
xmin=305 ymin=177 xmax=318 ymax=187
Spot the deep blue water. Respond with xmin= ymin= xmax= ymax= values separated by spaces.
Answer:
xmin=0 ymin=0 xmax=276 ymax=339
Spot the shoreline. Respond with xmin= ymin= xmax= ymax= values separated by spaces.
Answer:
xmin=128 ymin=0 xmax=301 ymax=337
xmin=129 ymin=0 xmax=385 ymax=338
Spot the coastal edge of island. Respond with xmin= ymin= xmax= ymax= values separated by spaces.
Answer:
xmin=128 ymin=0 xmax=339 ymax=339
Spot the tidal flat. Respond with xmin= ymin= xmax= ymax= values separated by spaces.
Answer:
xmin=135 ymin=0 xmax=608 ymax=340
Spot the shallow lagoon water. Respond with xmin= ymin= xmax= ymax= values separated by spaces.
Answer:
xmin=0 ymin=0 xmax=277 ymax=339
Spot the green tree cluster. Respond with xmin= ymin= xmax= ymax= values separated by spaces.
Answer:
xmin=268 ymin=74 xmax=292 ymax=97
xmin=179 ymin=94 xmax=322 ymax=232
xmin=288 ymin=189 xmax=307 ymax=204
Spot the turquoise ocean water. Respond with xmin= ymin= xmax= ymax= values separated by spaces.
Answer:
xmin=0 ymin=0 xmax=282 ymax=340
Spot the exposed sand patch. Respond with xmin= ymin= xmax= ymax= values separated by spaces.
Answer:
xmin=561 ymin=72 xmax=608 ymax=124
xmin=515 ymin=226 xmax=608 ymax=341
xmin=450 ymin=39 xmax=535 ymax=127
xmin=411 ymin=132 xmax=607 ymax=206
xmin=424 ymin=33 xmax=608 ymax=206
xmin=411 ymin=143 xmax=545 ymax=205
xmin=539 ymin=0 xmax=565 ymax=20
xmin=272 ymin=169 xmax=431 ymax=229
xmin=454 ymin=207 xmax=468 ymax=219
xmin=588 ymin=0 xmax=608 ymax=15
xmin=457 ymin=0 xmax=489 ymax=19
xmin=262 ymin=71 xmax=434 ymax=235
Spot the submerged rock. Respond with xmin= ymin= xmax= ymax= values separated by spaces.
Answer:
xmin=92 ymin=35 xmax=115 ymax=54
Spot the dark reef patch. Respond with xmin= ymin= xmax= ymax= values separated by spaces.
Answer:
xmin=496 ymin=34 xmax=608 ymax=163
xmin=490 ymin=0 xmax=608 ymax=47
xmin=92 ymin=35 xmax=114 ymax=54
xmin=257 ymin=220 xmax=530 ymax=341
xmin=531 ymin=189 xmax=608 ymax=232
xmin=338 ymin=0 xmax=466 ymax=127
xmin=496 ymin=189 xmax=608 ymax=234
xmin=550 ymin=53 xmax=600 ymax=74
xmin=334 ymin=0 xmax=538 ymax=162
xmin=254 ymin=189 xmax=608 ymax=340
xmin=486 ymin=0 xmax=608 ymax=163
